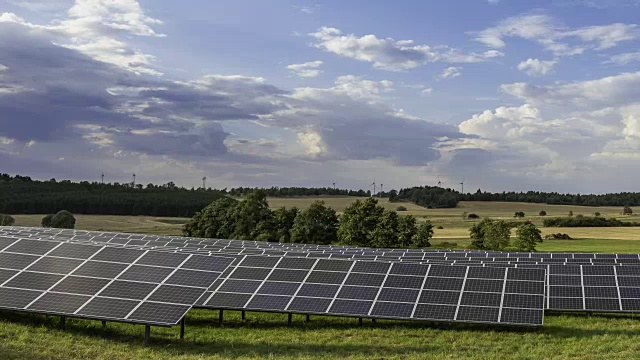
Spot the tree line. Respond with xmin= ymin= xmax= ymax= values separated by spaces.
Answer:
xmin=184 ymin=191 xmax=434 ymax=248
xmin=227 ymin=187 xmax=372 ymax=197
xmin=0 ymin=174 xmax=226 ymax=217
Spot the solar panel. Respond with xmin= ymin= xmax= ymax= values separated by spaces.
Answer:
xmin=0 ymin=237 xmax=234 ymax=326
xmin=200 ymin=257 xmax=545 ymax=326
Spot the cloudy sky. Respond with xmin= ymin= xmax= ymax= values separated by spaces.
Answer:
xmin=1 ymin=0 xmax=640 ymax=193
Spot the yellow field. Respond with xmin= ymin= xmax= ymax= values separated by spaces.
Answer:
xmin=8 ymin=198 xmax=640 ymax=252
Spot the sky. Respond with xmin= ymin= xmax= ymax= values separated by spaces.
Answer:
xmin=1 ymin=0 xmax=640 ymax=193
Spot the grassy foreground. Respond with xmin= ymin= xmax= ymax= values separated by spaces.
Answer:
xmin=1 ymin=309 xmax=640 ymax=359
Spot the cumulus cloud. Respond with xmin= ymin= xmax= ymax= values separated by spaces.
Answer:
xmin=310 ymin=27 xmax=502 ymax=71
xmin=517 ymin=58 xmax=556 ymax=76
xmin=438 ymin=67 xmax=462 ymax=79
xmin=420 ymin=88 xmax=433 ymax=96
xmin=473 ymin=13 xmax=639 ymax=56
xmin=605 ymin=52 xmax=640 ymax=65
xmin=287 ymin=60 xmax=323 ymax=78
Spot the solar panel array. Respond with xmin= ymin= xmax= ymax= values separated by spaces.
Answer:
xmin=199 ymin=256 xmax=545 ymax=326
xmin=0 ymin=235 xmax=234 ymax=326
xmin=4 ymin=226 xmax=640 ymax=326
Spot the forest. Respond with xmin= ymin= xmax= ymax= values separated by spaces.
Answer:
xmin=0 ymin=174 xmax=226 ymax=217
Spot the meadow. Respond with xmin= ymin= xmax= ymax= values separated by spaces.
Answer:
xmin=4 ymin=199 xmax=640 ymax=359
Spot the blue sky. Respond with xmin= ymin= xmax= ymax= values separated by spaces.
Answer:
xmin=1 ymin=0 xmax=640 ymax=193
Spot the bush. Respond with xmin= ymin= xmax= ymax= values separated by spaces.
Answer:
xmin=594 ymin=212 xmax=601 ymax=217
xmin=436 ymin=226 xmax=444 ymax=229
xmin=0 ymin=214 xmax=15 ymax=226
xmin=41 ymin=214 xmax=54 ymax=227
xmin=467 ymin=213 xmax=480 ymax=219
xmin=469 ymin=218 xmax=510 ymax=250
xmin=543 ymin=216 xmax=640 ymax=227
xmin=539 ymin=210 xmax=547 ymax=216
xmin=624 ymin=206 xmax=633 ymax=215
xmin=50 ymin=210 xmax=76 ymax=229
xmin=514 ymin=211 xmax=525 ymax=218
xmin=396 ymin=206 xmax=407 ymax=211
xmin=544 ymin=233 xmax=573 ymax=240
xmin=568 ymin=211 xmax=573 ymax=217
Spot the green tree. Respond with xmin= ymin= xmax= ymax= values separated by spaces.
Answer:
xmin=41 ymin=214 xmax=54 ymax=227
xmin=483 ymin=219 xmax=511 ymax=250
xmin=413 ymin=221 xmax=434 ymax=248
xmin=514 ymin=222 xmax=543 ymax=251
xmin=624 ymin=206 xmax=633 ymax=215
xmin=183 ymin=197 xmax=237 ymax=238
xmin=514 ymin=211 xmax=525 ymax=218
xmin=50 ymin=210 xmax=76 ymax=229
xmin=397 ymin=215 xmax=418 ymax=248
xmin=338 ymin=198 xmax=384 ymax=246
xmin=231 ymin=190 xmax=275 ymax=241
xmin=539 ymin=210 xmax=547 ymax=216
xmin=371 ymin=210 xmax=399 ymax=248
xmin=469 ymin=218 xmax=510 ymax=250
xmin=0 ymin=214 xmax=15 ymax=226
xmin=273 ymin=207 xmax=299 ymax=243
xmin=289 ymin=201 xmax=338 ymax=245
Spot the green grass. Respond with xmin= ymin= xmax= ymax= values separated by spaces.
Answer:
xmin=2 ymin=309 xmax=640 ymax=359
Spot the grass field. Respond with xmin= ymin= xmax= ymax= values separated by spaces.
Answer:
xmin=4 ymin=199 xmax=640 ymax=359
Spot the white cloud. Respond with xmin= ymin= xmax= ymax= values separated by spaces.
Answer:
xmin=605 ymin=52 xmax=640 ymax=65
xmin=287 ymin=60 xmax=323 ymax=78
xmin=473 ymin=13 xmax=639 ymax=56
xmin=438 ymin=66 xmax=462 ymax=79
xmin=488 ymin=0 xmax=500 ymax=4
xmin=310 ymin=27 xmax=502 ymax=71
xmin=517 ymin=58 xmax=556 ymax=76
xmin=421 ymin=88 xmax=433 ymax=96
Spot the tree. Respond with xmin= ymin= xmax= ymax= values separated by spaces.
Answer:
xmin=469 ymin=218 xmax=510 ymax=250
xmin=397 ymin=215 xmax=418 ymax=248
xmin=50 ymin=210 xmax=76 ymax=229
xmin=273 ymin=207 xmax=299 ymax=243
xmin=413 ymin=221 xmax=434 ymax=248
xmin=371 ymin=210 xmax=399 ymax=248
xmin=539 ymin=210 xmax=547 ymax=216
xmin=183 ymin=197 xmax=237 ymax=238
xmin=41 ymin=214 xmax=54 ymax=227
xmin=568 ymin=211 xmax=574 ymax=217
xmin=594 ymin=212 xmax=601 ymax=217
xmin=0 ymin=214 xmax=15 ymax=226
xmin=514 ymin=211 xmax=525 ymax=218
xmin=514 ymin=222 xmax=543 ymax=252
xmin=483 ymin=219 xmax=511 ymax=250
xmin=624 ymin=206 xmax=633 ymax=215
xmin=289 ymin=201 xmax=337 ymax=245
xmin=338 ymin=198 xmax=384 ymax=246
xmin=396 ymin=206 xmax=407 ymax=211
xmin=231 ymin=190 xmax=275 ymax=241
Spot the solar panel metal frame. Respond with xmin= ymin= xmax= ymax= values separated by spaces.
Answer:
xmin=0 ymin=236 xmax=234 ymax=327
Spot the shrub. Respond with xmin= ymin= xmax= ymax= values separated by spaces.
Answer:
xmin=41 ymin=214 xmax=54 ymax=227
xmin=544 ymin=233 xmax=573 ymax=240
xmin=396 ymin=206 xmax=407 ymax=211
xmin=624 ymin=206 xmax=633 ymax=215
xmin=436 ymin=226 xmax=444 ymax=229
xmin=594 ymin=212 xmax=601 ymax=217
xmin=543 ymin=216 xmax=640 ymax=227
xmin=50 ymin=210 xmax=76 ymax=229
xmin=0 ymin=214 xmax=15 ymax=226
xmin=467 ymin=213 xmax=480 ymax=219
xmin=539 ymin=210 xmax=547 ymax=216
xmin=568 ymin=211 xmax=574 ymax=217
xmin=514 ymin=211 xmax=525 ymax=218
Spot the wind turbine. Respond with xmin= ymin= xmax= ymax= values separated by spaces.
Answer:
xmin=132 ymin=173 xmax=136 ymax=187
xmin=380 ymin=183 xmax=384 ymax=197
xmin=437 ymin=175 xmax=443 ymax=187
xmin=459 ymin=177 xmax=465 ymax=194
xmin=332 ymin=182 xmax=336 ymax=190
xmin=370 ymin=179 xmax=376 ymax=197
xmin=202 ymin=176 xmax=207 ymax=189
xmin=101 ymin=172 xmax=104 ymax=184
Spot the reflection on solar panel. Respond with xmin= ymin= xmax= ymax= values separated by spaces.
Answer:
xmin=199 ymin=257 xmax=545 ymax=326
xmin=0 ymin=237 xmax=234 ymax=327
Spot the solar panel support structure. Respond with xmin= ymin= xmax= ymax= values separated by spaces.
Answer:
xmin=180 ymin=317 xmax=185 ymax=340
xmin=306 ymin=314 xmax=310 ymax=322
xmin=288 ymin=313 xmax=293 ymax=326
xmin=102 ymin=321 xmax=106 ymax=328
xmin=241 ymin=311 xmax=246 ymax=321
xmin=60 ymin=316 xmax=66 ymax=330
xmin=358 ymin=317 xmax=363 ymax=326
xmin=219 ymin=310 xmax=224 ymax=324
xmin=144 ymin=325 xmax=151 ymax=345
